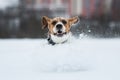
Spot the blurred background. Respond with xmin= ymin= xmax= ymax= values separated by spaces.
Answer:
xmin=0 ymin=0 xmax=120 ymax=38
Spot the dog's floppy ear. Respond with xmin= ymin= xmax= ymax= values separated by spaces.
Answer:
xmin=68 ymin=16 xmax=79 ymax=25
xmin=41 ymin=16 xmax=51 ymax=29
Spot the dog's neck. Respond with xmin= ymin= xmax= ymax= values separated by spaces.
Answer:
xmin=48 ymin=32 xmax=71 ymax=45
xmin=47 ymin=36 xmax=56 ymax=45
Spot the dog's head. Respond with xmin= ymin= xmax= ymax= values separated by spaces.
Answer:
xmin=42 ymin=16 xmax=79 ymax=37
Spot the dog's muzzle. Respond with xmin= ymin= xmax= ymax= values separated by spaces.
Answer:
xmin=54 ymin=24 xmax=66 ymax=37
xmin=54 ymin=32 xmax=67 ymax=37
xmin=56 ymin=24 xmax=62 ymax=30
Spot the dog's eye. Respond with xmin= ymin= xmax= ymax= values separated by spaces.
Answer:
xmin=61 ymin=20 xmax=67 ymax=24
xmin=52 ymin=21 xmax=57 ymax=25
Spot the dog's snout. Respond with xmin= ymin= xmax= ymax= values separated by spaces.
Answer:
xmin=56 ymin=24 xmax=62 ymax=29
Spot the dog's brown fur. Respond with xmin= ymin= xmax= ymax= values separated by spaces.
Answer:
xmin=42 ymin=16 xmax=78 ymax=34
xmin=41 ymin=16 xmax=79 ymax=45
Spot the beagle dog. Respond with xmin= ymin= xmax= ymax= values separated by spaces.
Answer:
xmin=42 ymin=16 xmax=79 ymax=45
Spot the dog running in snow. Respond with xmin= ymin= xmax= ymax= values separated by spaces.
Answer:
xmin=41 ymin=16 xmax=79 ymax=45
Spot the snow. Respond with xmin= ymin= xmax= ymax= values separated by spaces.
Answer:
xmin=0 ymin=38 xmax=120 ymax=80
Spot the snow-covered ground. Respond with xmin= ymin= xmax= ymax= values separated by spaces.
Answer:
xmin=0 ymin=38 xmax=120 ymax=80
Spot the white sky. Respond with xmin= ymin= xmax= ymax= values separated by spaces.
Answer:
xmin=0 ymin=0 xmax=18 ymax=9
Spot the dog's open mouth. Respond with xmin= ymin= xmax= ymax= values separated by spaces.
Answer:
xmin=54 ymin=31 xmax=67 ymax=37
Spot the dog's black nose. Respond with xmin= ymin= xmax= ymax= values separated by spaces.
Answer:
xmin=56 ymin=24 xmax=62 ymax=29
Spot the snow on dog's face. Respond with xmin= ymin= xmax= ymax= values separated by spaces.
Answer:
xmin=42 ymin=16 xmax=79 ymax=37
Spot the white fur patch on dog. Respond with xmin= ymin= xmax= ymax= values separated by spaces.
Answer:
xmin=50 ymin=32 xmax=72 ymax=44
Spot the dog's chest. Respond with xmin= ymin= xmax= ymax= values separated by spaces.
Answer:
xmin=49 ymin=32 xmax=71 ymax=44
